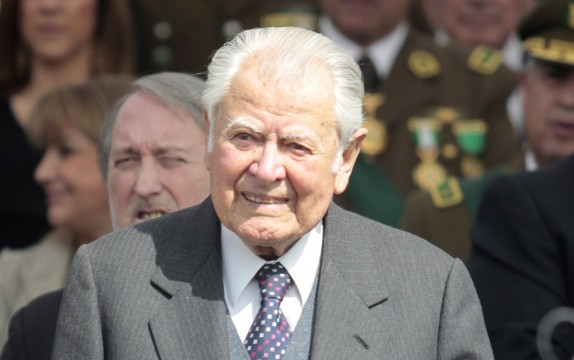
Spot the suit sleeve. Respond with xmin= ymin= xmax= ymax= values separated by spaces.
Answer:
xmin=437 ymin=258 xmax=494 ymax=359
xmin=52 ymin=246 xmax=104 ymax=360
xmin=468 ymin=175 xmax=574 ymax=359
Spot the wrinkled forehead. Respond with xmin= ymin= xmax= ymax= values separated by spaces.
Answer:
xmin=218 ymin=54 xmax=336 ymax=118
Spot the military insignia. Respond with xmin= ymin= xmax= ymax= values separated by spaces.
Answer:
xmin=429 ymin=177 xmax=464 ymax=208
xmin=430 ymin=107 xmax=461 ymax=124
xmin=409 ymin=117 xmax=447 ymax=190
xmin=260 ymin=12 xmax=317 ymax=30
xmin=468 ymin=45 xmax=502 ymax=75
xmin=442 ymin=143 xmax=458 ymax=159
xmin=454 ymin=119 xmax=488 ymax=178
xmin=361 ymin=94 xmax=387 ymax=156
xmin=461 ymin=156 xmax=484 ymax=178
xmin=408 ymin=51 xmax=440 ymax=78
xmin=413 ymin=161 xmax=448 ymax=191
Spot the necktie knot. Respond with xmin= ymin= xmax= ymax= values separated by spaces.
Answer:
xmin=256 ymin=262 xmax=292 ymax=302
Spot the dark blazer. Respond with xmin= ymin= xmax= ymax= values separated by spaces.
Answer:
xmin=53 ymin=198 xmax=493 ymax=359
xmin=468 ymin=154 xmax=574 ymax=359
xmin=1 ymin=290 xmax=62 ymax=360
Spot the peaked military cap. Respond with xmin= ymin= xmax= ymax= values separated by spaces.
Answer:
xmin=519 ymin=0 xmax=574 ymax=65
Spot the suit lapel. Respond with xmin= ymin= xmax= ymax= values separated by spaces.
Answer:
xmin=148 ymin=199 xmax=229 ymax=360
xmin=311 ymin=204 xmax=394 ymax=360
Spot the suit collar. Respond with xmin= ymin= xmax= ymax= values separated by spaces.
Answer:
xmin=147 ymin=200 xmax=392 ymax=359
xmin=311 ymin=203 xmax=391 ymax=359
xmin=149 ymin=198 xmax=229 ymax=360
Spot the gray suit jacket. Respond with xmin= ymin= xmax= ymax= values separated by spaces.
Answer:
xmin=52 ymin=198 xmax=493 ymax=359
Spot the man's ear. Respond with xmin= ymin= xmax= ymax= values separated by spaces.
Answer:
xmin=334 ymin=127 xmax=368 ymax=194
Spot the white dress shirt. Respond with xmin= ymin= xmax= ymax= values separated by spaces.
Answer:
xmin=319 ymin=15 xmax=409 ymax=79
xmin=222 ymin=223 xmax=323 ymax=341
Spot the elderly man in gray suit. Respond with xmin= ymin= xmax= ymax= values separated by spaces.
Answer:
xmin=52 ymin=27 xmax=493 ymax=359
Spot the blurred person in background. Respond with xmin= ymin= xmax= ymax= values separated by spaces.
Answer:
xmin=100 ymin=72 xmax=211 ymax=230
xmin=130 ymin=0 xmax=318 ymax=75
xmin=401 ymin=0 xmax=574 ymax=261
xmin=468 ymin=0 xmax=574 ymax=357
xmin=0 ymin=76 xmax=131 ymax=350
xmin=317 ymin=0 xmax=518 ymax=227
xmin=0 ymin=0 xmax=134 ymax=251
xmin=424 ymin=0 xmax=536 ymax=140
xmin=0 ymin=72 xmax=211 ymax=360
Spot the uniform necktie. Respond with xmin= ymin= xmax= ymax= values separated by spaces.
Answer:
xmin=244 ymin=262 xmax=293 ymax=360
xmin=358 ymin=55 xmax=381 ymax=93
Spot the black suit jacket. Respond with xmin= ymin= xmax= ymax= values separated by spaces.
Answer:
xmin=0 ymin=290 xmax=62 ymax=360
xmin=468 ymin=154 xmax=574 ymax=359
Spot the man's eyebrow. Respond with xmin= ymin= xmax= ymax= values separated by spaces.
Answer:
xmin=224 ymin=117 xmax=262 ymax=133
xmin=281 ymin=130 xmax=321 ymax=144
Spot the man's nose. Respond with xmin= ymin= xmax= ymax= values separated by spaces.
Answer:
xmin=248 ymin=144 xmax=286 ymax=182
xmin=34 ymin=150 xmax=57 ymax=185
xmin=134 ymin=161 xmax=163 ymax=197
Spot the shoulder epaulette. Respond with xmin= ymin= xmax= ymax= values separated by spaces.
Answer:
xmin=429 ymin=176 xmax=464 ymax=209
xmin=408 ymin=50 xmax=441 ymax=78
xmin=467 ymin=45 xmax=502 ymax=75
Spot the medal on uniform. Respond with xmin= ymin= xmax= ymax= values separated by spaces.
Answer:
xmin=453 ymin=120 xmax=488 ymax=178
xmin=361 ymin=93 xmax=387 ymax=157
xmin=409 ymin=117 xmax=447 ymax=190
xmin=428 ymin=107 xmax=462 ymax=160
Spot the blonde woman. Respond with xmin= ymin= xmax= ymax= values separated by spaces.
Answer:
xmin=0 ymin=76 xmax=131 ymax=350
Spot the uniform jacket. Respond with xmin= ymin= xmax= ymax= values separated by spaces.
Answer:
xmin=468 ymin=154 xmax=574 ymax=359
xmin=131 ymin=0 xmax=318 ymax=75
xmin=400 ymin=153 xmax=526 ymax=261
xmin=53 ymin=198 xmax=493 ymax=359
xmin=342 ymin=27 xmax=519 ymax=226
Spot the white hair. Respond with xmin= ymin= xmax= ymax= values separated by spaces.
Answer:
xmin=202 ymin=26 xmax=365 ymax=170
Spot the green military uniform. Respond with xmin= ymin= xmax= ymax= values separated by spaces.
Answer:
xmin=342 ymin=27 xmax=519 ymax=227
xmin=400 ymin=153 xmax=525 ymax=261
xmin=130 ymin=0 xmax=318 ymax=76
xmin=130 ymin=0 xmax=225 ymax=75
xmin=401 ymin=0 xmax=574 ymax=262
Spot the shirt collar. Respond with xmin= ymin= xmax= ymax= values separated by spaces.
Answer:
xmin=319 ymin=15 xmax=409 ymax=78
xmin=222 ymin=222 xmax=324 ymax=308
xmin=502 ymin=34 xmax=522 ymax=72
xmin=525 ymin=149 xmax=539 ymax=171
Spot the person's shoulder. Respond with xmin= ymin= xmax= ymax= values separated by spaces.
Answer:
xmin=329 ymin=203 xmax=455 ymax=265
xmin=0 ymin=231 xmax=70 ymax=277
xmin=3 ymin=290 xmax=62 ymax=359
xmin=87 ymin=206 xmax=198 ymax=252
xmin=83 ymin=199 xmax=215 ymax=267
xmin=407 ymin=29 xmax=515 ymax=81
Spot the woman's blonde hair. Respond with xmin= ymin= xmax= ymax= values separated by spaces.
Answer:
xmin=27 ymin=75 xmax=132 ymax=148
